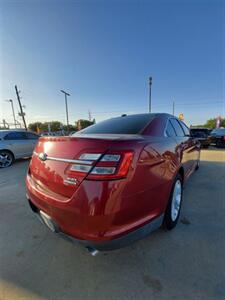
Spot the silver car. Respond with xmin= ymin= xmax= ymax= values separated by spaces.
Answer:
xmin=0 ymin=130 xmax=39 ymax=168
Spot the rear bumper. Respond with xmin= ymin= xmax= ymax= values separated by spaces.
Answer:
xmin=27 ymin=197 xmax=164 ymax=251
xmin=209 ymin=136 xmax=225 ymax=145
xmin=215 ymin=138 xmax=225 ymax=147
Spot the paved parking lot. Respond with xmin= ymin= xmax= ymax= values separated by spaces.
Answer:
xmin=0 ymin=149 xmax=224 ymax=300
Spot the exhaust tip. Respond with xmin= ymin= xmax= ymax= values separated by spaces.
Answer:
xmin=86 ymin=246 xmax=99 ymax=256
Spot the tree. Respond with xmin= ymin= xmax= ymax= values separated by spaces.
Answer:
xmin=28 ymin=122 xmax=42 ymax=132
xmin=28 ymin=121 xmax=79 ymax=133
xmin=43 ymin=121 xmax=61 ymax=132
xmin=76 ymin=119 xmax=94 ymax=130
xmin=204 ymin=118 xmax=217 ymax=129
xmin=204 ymin=118 xmax=225 ymax=129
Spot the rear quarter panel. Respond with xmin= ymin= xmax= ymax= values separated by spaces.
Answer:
xmin=130 ymin=136 xmax=179 ymax=214
xmin=0 ymin=140 xmax=20 ymax=159
xmin=73 ymin=136 xmax=180 ymax=237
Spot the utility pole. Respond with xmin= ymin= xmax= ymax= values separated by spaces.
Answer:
xmin=60 ymin=90 xmax=70 ymax=132
xmin=5 ymin=99 xmax=16 ymax=127
xmin=149 ymin=76 xmax=152 ymax=113
xmin=15 ymin=85 xmax=27 ymax=130
xmin=88 ymin=110 xmax=92 ymax=122
xmin=172 ymin=100 xmax=175 ymax=116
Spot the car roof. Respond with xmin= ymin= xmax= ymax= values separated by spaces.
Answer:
xmin=212 ymin=128 xmax=225 ymax=132
xmin=110 ymin=113 xmax=174 ymax=122
xmin=0 ymin=130 xmax=36 ymax=137
xmin=0 ymin=129 xmax=24 ymax=136
xmin=120 ymin=113 xmax=173 ymax=117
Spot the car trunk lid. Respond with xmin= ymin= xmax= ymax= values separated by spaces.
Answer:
xmin=29 ymin=135 xmax=145 ymax=200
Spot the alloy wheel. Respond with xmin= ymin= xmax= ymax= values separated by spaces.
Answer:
xmin=0 ymin=152 xmax=13 ymax=168
xmin=171 ymin=179 xmax=182 ymax=221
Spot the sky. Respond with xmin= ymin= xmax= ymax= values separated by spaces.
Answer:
xmin=0 ymin=0 xmax=224 ymax=127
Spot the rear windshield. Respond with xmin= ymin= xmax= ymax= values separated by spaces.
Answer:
xmin=76 ymin=114 xmax=155 ymax=135
xmin=190 ymin=129 xmax=209 ymax=133
xmin=190 ymin=128 xmax=210 ymax=137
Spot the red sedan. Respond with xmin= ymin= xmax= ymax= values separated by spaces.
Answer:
xmin=26 ymin=113 xmax=200 ymax=254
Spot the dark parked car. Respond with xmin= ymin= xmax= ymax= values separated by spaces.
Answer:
xmin=190 ymin=128 xmax=211 ymax=148
xmin=26 ymin=113 xmax=200 ymax=255
xmin=209 ymin=128 xmax=225 ymax=148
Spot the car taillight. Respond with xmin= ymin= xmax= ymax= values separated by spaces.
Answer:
xmin=68 ymin=151 xmax=133 ymax=180
xmin=223 ymin=135 xmax=225 ymax=141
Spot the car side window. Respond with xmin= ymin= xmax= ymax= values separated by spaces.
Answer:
xmin=24 ymin=132 xmax=39 ymax=140
xmin=170 ymin=119 xmax=185 ymax=137
xmin=4 ymin=132 xmax=26 ymax=140
xmin=179 ymin=121 xmax=190 ymax=136
xmin=166 ymin=120 xmax=177 ymax=137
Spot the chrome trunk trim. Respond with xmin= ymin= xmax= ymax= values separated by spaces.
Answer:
xmin=33 ymin=151 xmax=93 ymax=165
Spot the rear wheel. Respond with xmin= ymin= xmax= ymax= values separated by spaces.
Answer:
xmin=164 ymin=174 xmax=183 ymax=230
xmin=0 ymin=150 xmax=14 ymax=168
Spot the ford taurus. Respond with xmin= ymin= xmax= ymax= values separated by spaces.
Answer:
xmin=26 ymin=113 xmax=200 ymax=254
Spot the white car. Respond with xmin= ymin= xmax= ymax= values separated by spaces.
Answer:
xmin=0 ymin=130 xmax=39 ymax=168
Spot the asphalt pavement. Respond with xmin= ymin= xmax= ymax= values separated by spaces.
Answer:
xmin=0 ymin=149 xmax=224 ymax=300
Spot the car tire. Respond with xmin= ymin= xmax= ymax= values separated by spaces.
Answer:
xmin=0 ymin=150 xmax=14 ymax=168
xmin=164 ymin=173 xmax=183 ymax=230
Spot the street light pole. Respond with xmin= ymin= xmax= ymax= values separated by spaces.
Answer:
xmin=5 ymin=99 xmax=16 ymax=127
xmin=149 ymin=76 xmax=152 ymax=113
xmin=60 ymin=90 xmax=70 ymax=132
xmin=172 ymin=100 xmax=175 ymax=116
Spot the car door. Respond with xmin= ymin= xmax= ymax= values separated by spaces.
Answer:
xmin=3 ymin=131 xmax=32 ymax=158
xmin=169 ymin=118 xmax=193 ymax=178
xmin=23 ymin=132 xmax=39 ymax=155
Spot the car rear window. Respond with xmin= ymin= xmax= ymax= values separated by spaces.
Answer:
xmin=190 ymin=129 xmax=209 ymax=137
xmin=190 ymin=129 xmax=209 ymax=133
xmin=170 ymin=119 xmax=185 ymax=137
xmin=179 ymin=121 xmax=190 ymax=136
xmin=24 ymin=132 xmax=39 ymax=139
xmin=4 ymin=132 xmax=26 ymax=140
xmin=76 ymin=114 xmax=156 ymax=134
xmin=166 ymin=120 xmax=177 ymax=137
